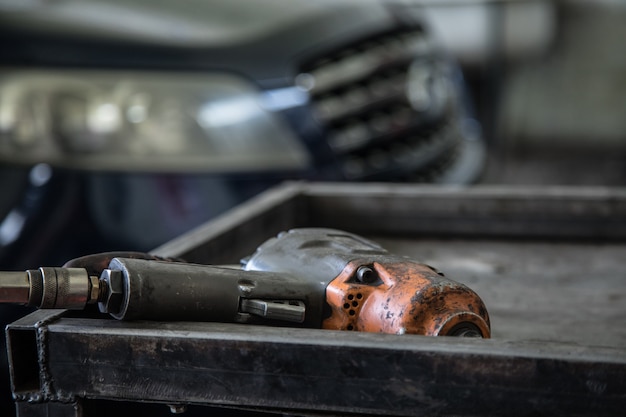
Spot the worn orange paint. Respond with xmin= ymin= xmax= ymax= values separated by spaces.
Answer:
xmin=322 ymin=260 xmax=491 ymax=337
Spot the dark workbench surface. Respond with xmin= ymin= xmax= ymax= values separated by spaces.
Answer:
xmin=378 ymin=237 xmax=626 ymax=348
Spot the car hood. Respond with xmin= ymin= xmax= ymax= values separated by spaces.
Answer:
xmin=0 ymin=0 xmax=403 ymax=83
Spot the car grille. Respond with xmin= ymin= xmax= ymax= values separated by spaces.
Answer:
xmin=299 ymin=28 xmax=461 ymax=181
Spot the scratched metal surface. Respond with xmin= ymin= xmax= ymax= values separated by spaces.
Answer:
xmin=9 ymin=311 xmax=626 ymax=417
xmin=374 ymin=237 xmax=626 ymax=348
xmin=7 ymin=183 xmax=626 ymax=416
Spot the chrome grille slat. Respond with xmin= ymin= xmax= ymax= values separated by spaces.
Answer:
xmin=340 ymin=122 xmax=459 ymax=180
xmin=300 ymin=27 xmax=461 ymax=181
xmin=305 ymin=30 xmax=432 ymax=95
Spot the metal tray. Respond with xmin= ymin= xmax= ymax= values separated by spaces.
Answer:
xmin=8 ymin=183 xmax=626 ymax=416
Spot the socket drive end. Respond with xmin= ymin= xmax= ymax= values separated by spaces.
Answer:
xmin=0 ymin=271 xmax=30 ymax=305
xmin=0 ymin=267 xmax=94 ymax=310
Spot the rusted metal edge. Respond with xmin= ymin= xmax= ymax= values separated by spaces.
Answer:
xmin=150 ymin=183 xmax=626 ymax=264
xmin=299 ymin=183 xmax=626 ymax=239
xmin=30 ymin=318 xmax=626 ymax=416
xmin=5 ymin=309 xmax=69 ymax=404
xmin=298 ymin=183 xmax=626 ymax=200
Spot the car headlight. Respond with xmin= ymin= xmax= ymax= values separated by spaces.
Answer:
xmin=0 ymin=70 xmax=311 ymax=172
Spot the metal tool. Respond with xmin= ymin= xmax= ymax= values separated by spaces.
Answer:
xmin=0 ymin=228 xmax=490 ymax=337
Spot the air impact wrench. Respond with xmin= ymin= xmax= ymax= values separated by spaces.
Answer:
xmin=0 ymin=228 xmax=490 ymax=337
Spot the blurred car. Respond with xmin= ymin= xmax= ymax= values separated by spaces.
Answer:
xmin=0 ymin=0 xmax=484 ymax=268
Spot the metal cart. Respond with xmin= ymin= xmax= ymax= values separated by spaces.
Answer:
xmin=7 ymin=182 xmax=626 ymax=416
